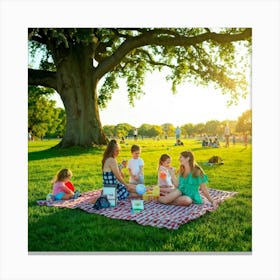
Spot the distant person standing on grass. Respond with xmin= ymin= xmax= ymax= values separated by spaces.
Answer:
xmin=133 ymin=128 xmax=138 ymax=141
xmin=224 ymin=124 xmax=230 ymax=148
xmin=175 ymin=126 xmax=181 ymax=139
xmin=102 ymin=139 xmax=139 ymax=199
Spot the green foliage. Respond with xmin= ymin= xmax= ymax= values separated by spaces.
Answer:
xmin=102 ymin=112 xmax=249 ymax=139
xmin=29 ymin=28 xmax=251 ymax=108
xmin=205 ymin=120 xmax=220 ymax=136
xmin=45 ymin=108 xmax=66 ymax=138
xmin=138 ymin=124 xmax=162 ymax=138
xmin=103 ymin=123 xmax=138 ymax=138
xmin=114 ymin=123 xmax=134 ymax=138
xmin=28 ymin=86 xmax=66 ymax=138
xmin=28 ymin=138 xmax=251 ymax=252
xmin=194 ymin=123 xmax=206 ymax=135
xmin=98 ymin=72 xmax=119 ymax=108
xmin=161 ymin=123 xmax=175 ymax=137
xmin=181 ymin=123 xmax=195 ymax=137
xmin=103 ymin=125 xmax=116 ymax=138
xmin=235 ymin=109 xmax=252 ymax=134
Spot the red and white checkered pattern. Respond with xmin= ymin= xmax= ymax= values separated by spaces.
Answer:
xmin=37 ymin=188 xmax=238 ymax=230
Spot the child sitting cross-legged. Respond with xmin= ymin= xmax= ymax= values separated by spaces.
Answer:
xmin=47 ymin=168 xmax=80 ymax=201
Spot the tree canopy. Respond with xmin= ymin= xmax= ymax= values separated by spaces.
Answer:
xmin=28 ymin=86 xmax=66 ymax=139
xmin=28 ymin=28 xmax=251 ymax=147
xmin=235 ymin=109 xmax=252 ymax=134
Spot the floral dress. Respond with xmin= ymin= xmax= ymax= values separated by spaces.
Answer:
xmin=102 ymin=171 xmax=129 ymax=200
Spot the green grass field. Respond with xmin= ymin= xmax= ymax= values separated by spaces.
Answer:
xmin=28 ymin=138 xmax=252 ymax=252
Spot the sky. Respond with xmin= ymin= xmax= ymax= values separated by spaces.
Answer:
xmin=51 ymin=69 xmax=251 ymax=127
xmin=99 ymin=71 xmax=251 ymax=127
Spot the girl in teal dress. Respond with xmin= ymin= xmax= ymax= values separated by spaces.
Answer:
xmin=158 ymin=150 xmax=216 ymax=207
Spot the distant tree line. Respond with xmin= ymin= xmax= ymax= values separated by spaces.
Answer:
xmin=103 ymin=111 xmax=252 ymax=139
xmin=28 ymin=86 xmax=251 ymax=140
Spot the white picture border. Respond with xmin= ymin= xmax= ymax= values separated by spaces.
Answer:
xmin=1 ymin=0 xmax=279 ymax=279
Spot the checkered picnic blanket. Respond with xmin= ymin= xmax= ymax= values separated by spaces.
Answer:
xmin=37 ymin=190 xmax=102 ymax=208
xmin=37 ymin=188 xmax=238 ymax=230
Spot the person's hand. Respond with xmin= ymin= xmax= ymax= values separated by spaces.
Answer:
xmin=160 ymin=187 xmax=171 ymax=196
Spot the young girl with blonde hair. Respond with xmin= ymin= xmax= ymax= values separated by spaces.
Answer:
xmin=158 ymin=151 xmax=216 ymax=206
xmin=51 ymin=168 xmax=80 ymax=200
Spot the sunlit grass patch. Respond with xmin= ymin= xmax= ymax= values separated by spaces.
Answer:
xmin=28 ymin=138 xmax=252 ymax=252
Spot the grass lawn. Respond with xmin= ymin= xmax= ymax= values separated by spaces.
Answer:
xmin=28 ymin=138 xmax=252 ymax=252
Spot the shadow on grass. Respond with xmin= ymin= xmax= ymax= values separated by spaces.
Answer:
xmin=28 ymin=145 xmax=105 ymax=161
xmin=28 ymin=205 xmax=174 ymax=252
xmin=29 ymin=202 xmax=250 ymax=252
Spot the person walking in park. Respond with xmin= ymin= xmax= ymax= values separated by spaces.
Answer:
xmin=158 ymin=150 xmax=216 ymax=207
xmin=133 ymin=128 xmax=138 ymax=141
xmin=28 ymin=130 xmax=33 ymax=141
xmin=224 ymin=123 xmax=231 ymax=148
xmin=128 ymin=144 xmax=144 ymax=185
xmin=102 ymin=140 xmax=139 ymax=200
xmin=157 ymin=154 xmax=177 ymax=196
xmin=175 ymin=126 xmax=181 ymax=140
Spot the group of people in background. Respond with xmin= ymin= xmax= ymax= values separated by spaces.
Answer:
xmin=202 ymin=135 xmax=220 ymax=148
xmin=201 ymin=124 xmax=249 ymax=148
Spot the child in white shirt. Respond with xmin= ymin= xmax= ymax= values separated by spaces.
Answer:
xmin=128 ymin=145 xmax=144 ymax=184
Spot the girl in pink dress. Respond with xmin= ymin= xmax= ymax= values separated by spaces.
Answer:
xmin=52 ymin=168 xmax=77 ymax=200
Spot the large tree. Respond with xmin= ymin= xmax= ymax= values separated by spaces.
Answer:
xmin=28 ymin=28 xmax=251 ymax=147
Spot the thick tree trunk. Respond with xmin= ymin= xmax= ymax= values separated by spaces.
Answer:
xmin=55 ymin=47 xmax=108 ymax=147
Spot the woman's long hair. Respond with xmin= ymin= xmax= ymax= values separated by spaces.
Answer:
xmin=102 ymin=139 xmax=118 ymax=169
xmin=179 ymin=150 xmax=204 ymax=178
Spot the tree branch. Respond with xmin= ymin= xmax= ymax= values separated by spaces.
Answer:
xmin=95 ymin=28 xmax=252 ymax=79
xmin=137 ymin=49 xmax=175 ymax=69
xmin=28 ymin=28 xmax=47 ymax=44
xmin=28 ymin=69 xmax=58 ymax=91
